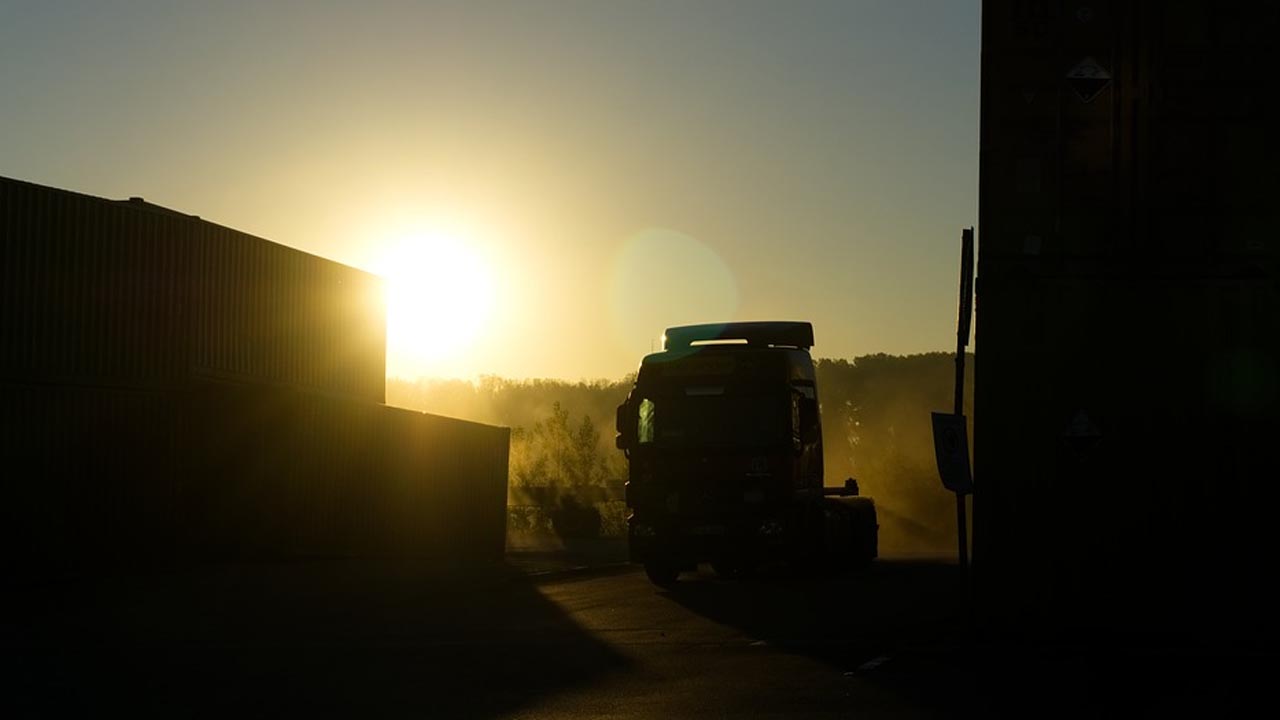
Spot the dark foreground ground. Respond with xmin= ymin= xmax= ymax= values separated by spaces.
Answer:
xmin=5 ymin=554 xmax=1274 ymax=718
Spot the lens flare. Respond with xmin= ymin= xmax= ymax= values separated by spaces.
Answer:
xmin=608 ymin=228 xmax=739 ymax=354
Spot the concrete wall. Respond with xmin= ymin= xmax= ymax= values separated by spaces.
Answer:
xmin=3 ymin=382 xmax=509 ymax=570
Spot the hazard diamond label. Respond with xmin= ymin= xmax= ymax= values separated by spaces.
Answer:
xmin=1066 ymin=56 xmax=1112 ymax=103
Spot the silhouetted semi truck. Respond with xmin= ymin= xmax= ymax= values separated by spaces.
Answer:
xmin=615 ymin=322 xmax=877 ymax=586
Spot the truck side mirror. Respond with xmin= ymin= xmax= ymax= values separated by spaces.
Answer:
xmin=615 ymin=403 xmax=633 ymax=450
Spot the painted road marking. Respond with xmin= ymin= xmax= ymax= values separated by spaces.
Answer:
xmin=856 ymin=655 xmax=891 ymax=672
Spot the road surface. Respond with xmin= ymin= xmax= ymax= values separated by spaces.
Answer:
xmin=6 ymin=558 xmax=1265 ymax=717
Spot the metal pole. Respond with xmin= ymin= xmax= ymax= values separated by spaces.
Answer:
xmin=954 ymin=228 xmax=974 ymax=570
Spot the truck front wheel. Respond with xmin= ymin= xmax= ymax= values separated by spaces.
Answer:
xmin=644 ymin=561 xmax=680 ymax=588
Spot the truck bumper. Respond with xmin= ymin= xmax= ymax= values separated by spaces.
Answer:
xmin=627 ymin=515 xmax=787 ymax=566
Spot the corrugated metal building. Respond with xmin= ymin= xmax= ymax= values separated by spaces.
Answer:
xmin=975 ymin=1 xmax=1278 ymax=633
xmin=2 ymin=177 xmax=509 ymax=569
xmin=1 ymin=176 xmax=386 ymax=403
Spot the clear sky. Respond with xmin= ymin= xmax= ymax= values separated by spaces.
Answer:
xmin=1 ymin=0 xmax=980 ymax=381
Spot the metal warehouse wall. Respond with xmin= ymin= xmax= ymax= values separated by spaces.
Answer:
xmin=975 ymin=1 xmax=1278 ymax=632
xmin=2 ymin=177 xmax=509 ymax=572
xmin=2 ymin=382 xmax=510 ymax=570
xmin=0 ymin=176 xmax=385 ymax=403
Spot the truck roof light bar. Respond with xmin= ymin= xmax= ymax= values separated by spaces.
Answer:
xmin=663 ymin=321 xmax=814 ymax=350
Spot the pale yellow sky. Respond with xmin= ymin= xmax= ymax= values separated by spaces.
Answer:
xmin=0 ymin=1 xmax=980 ymax=380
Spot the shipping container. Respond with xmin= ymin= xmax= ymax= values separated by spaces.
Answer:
xmin=1 ymin=381 xmax=510 ymax=571
xmin=975 ymin=1 xmax=1278 ymax=633
xmin=1 ymin=176 xmax=385 ymax=403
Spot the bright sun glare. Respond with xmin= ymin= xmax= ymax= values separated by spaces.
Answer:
xmin=374 ymin=227 xmax=495 ymax=377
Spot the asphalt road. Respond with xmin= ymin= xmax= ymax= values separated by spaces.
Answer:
xmin=514 ymin=560 xmax=969 ymax=719
xmin=6 ymin=557 xmax=1270 ymax=717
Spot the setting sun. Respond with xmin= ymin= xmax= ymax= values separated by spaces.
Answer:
xmin=373 ymin=226 xmax=495 ymax=378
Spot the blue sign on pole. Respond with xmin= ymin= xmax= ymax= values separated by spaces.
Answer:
xmin=932 ymin=412 xmax=973 ymax=495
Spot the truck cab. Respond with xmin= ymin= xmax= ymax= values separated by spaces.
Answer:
xmin=616 ymin=322 xmax=870 ymax=586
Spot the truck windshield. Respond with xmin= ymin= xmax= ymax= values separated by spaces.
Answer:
xmin=640 ymin=392 xmax=787 ymax=448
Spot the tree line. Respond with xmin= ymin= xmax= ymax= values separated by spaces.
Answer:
xmin=386 ymin=352 xmax=973 ymax=554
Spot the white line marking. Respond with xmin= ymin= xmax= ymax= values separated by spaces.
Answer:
xmin=857 ymin=655 xmax=890 ymax=672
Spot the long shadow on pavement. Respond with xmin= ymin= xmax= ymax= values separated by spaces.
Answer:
xmin=658 ymin=558 xmax=975 ymax=715
xmin=661 ymin=558 xmax=1277 ymax=716
xmin=4 ymin=560 xmax=629 ymax=717
xmin=659 ymin=558 xmax=962 ymax=665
